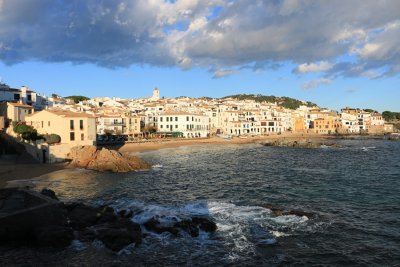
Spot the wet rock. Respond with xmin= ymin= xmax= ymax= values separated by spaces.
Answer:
xmin=282 ymin=209 xmax=315 ymax=219
xmin=192 ymin=217 xmax=218 ymax=232
xmin=40 ymin=188 xmax=59 ymax=201
xmin=118 ymin=209 xmax=133 ymax=218
xmin=93 ymin=219 xmax=142 ymax=251
xmin=144 ymin=217 xmax=179 ymax=235
xmin=174 ymin=219 xmax=199 ymax=237
xmin=34 ymin=226 xmax=73 ymax=249
xmin=262 ymin=139 xmax=341 ymax=149
xmin=76 ymin=228 xmax=97 ymax=242
xmin=66 ymin=203 xmax=100 ymax=229
xmin=67 ymin=145 xmax=151 ymax=173
xmin=97 ymin=206 xmax=117 ymax=224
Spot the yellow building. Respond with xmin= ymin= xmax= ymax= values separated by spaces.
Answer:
xmin=25 ymin=109 xmax=96 ymax=146
xmin=0 ymin=102 xmax=34 ymax=123
xmin=122 ymin=112 xmax=141 ymax=135
xmin=314 ymin=117 xmax=340 ymax=134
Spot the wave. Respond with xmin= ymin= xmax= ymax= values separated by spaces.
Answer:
xmin=108 ymin=200 xmax=317 ymax=262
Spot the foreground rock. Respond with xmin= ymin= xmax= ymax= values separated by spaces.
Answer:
xmin=67 ymin=145 xmax=151 ymax=172
xmin=262 ymin=139 xmax=342 ymax=149
xmin=0 ymin=188 xmax=141 ymax=251
xmin=1 ymin=188 xmax=219 ymax=252
xmin=144 ymin=216 xmax=217 ymax=237
xmin=261 ymin=204 xmax=316 ymax=219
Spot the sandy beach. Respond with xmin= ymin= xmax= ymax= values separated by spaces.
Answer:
xmin=118 ymin=132 xmax=331 ymax=153
xmin=0 ymin=132 xmax=331 ymax=187
xmin=0 ymin=154 xmax=66 ymax=188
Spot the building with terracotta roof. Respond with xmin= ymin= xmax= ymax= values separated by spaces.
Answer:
xmin=25 ymin=109 xmax=96 ymax=146
xmin=0 ymin=101 xmax=34 ymax=124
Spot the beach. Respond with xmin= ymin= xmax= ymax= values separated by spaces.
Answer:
xmin=118 ymin=132 xmax=329 ymax=153
xmin=0 ymin=155 xmax=66 ymax=188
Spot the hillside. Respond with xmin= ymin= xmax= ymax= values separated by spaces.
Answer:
xmin=221 ymin=94 xmax=317 ymax=110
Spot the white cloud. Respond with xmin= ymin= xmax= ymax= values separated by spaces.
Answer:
xmin=212 ymin=68 xmax=235 ymax=79
xmin=302 ymin=78 xmax=332 ymax=90
xmin=296 ymin=61 xmax=333 ymax=73
xmin=0 ymin=0 xmax=399 ymax=79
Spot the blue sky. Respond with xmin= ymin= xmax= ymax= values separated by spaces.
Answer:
xmin=0 ymin=1 xmax=399 ymax=112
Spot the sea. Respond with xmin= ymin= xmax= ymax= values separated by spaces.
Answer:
xmin=2 ymin=139 xmax=400 ymax=266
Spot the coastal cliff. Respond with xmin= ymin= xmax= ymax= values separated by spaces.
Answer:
xmin=67 ymin=146 xmax=151 ymax=172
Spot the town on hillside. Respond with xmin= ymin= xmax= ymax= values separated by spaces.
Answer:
xmin=0 ymin=83 xmax=397 ymax=163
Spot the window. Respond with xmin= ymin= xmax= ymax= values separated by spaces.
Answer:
xmin=186 ymin=116 xmax=189 ymax=121
xmin=48 ymin=121 xmax=50 ymax=127
xmin=81 ymin=133 xmax=84 ymax=140
xmin=192 ymin=117 xmax=194 ymax=121
xmin=14 ymin=94 xmax=20 ymax=100
xmin=70 ymin=132 xmax=75 ymax=141
xmin=175 ymin=117 xmax=178 ymax=121
xmin=160 ymin=117 xmax=163 ymax=122
xmin=27 ymin=95 xmax=32 ymax=101
xmin=80 ymin=120 xmax=84 ymax=130
xmin=160 ymin=125 xmax=163 ymax=129
xmin=166 ymin=117 xmax=169 ymax=122
xmin=175 ymin=125 xmax=178 ymax=129
xmin=70 ymin=120 xmax=74 ymax=130
xmin=41 ymin=121 xmax=43 ymax=128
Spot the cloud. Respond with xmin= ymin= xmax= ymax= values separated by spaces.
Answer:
xmin=302 ymin=78 xmax=332 ymax=90
xmin=295 ymin=61 xmax=333 ymax=73
xmin=212 ymin=68 xmax=235 ymax=79
xmin=0 ymin=0 xmax=399 ymax=79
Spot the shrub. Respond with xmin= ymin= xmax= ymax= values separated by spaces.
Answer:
xmin=12 ymin=122 xmax=40 ymax=141
xmin=44 ymin=134 xmax=61 ymax=144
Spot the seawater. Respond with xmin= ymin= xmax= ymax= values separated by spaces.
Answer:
xmin=2 ymin=139 xmax=400 ymax=266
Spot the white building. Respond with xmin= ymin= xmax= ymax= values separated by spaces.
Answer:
xmin=157 ymin=112 xmax=209 ymax=138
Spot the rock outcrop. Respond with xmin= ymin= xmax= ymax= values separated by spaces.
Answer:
xmin=67 ymin=146 xmax=151 ymax=172
xmin=1 ymin=189 xmax=219 ymax=252
xmin=0 ymin=188 xmax=142 ymax=251
xmin=262 ymin=139 xmax=342 ymax=149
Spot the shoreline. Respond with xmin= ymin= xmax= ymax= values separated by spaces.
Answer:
xmin=117 ymin=133 xmax=338 ymax=153
xmin=1 ymin=133 xmax=386 ymax=187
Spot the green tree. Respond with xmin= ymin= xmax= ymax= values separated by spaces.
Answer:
xmin=65 ymin=95 xmax=90 ymax=103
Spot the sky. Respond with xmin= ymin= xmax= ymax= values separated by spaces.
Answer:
xmin=0 ymin=0 xmax=399 ymax=112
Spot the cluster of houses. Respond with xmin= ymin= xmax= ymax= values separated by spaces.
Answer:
xmin=0 ymin=83 xmax=394 ymax=161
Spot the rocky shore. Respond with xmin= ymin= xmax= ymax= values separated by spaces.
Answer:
xmin=261 ymin=138 xmax=342 ymax=148
xmin=0 ymin=188 xmax=217 ymax=252
xmin=67 ymin=145 xmax=151 ymax=172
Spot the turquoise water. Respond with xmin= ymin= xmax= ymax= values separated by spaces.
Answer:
xmin=2 ymin=139 xmax=400 ymax=266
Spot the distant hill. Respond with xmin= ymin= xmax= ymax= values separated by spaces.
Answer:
xmin=221 ymin=94 xmax=317 ymax=110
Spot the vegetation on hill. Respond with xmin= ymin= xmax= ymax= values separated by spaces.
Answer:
xmin=221 ymin=94 xmax=317 ymax=110
xmin=382 ymin=111 xmax=400 ymax=121
xmin=65 ymin=95 xmax=90 ymax=103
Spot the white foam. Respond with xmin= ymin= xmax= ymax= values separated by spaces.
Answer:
xmin=70 ymin=240 xmax=87 ymax=251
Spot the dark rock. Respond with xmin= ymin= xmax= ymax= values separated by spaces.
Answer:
xmin=262 ymin=204 xmax=284 ymax=216
xmin=0 ymin=188 xmax=69 ymax=247
xmin=144 ymin=217 xmax=179 ymax=235
xmin=118 ymin=209 xmax=133 ymax=218
xmin=66 ymin=203 xmax=100 ymax=229
xmin=76 ymin=228 xmax=97 ymax=241
xmin=192 ymin=217 xmax=217 ymax=232
xmin=34 ymin=226 xmax=73 ymax=249
xmin=93 ymin=218 xmax=142 ymax=251
xmin=174 ymin=219 xmax=199 ymax=237
xmin=40 ymin=189 xmax=59 ymax=201
xmin=98 ymin=206 xmax=117 ymax=223
xmin=282 ymin=209 xmax=315 ymax=219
